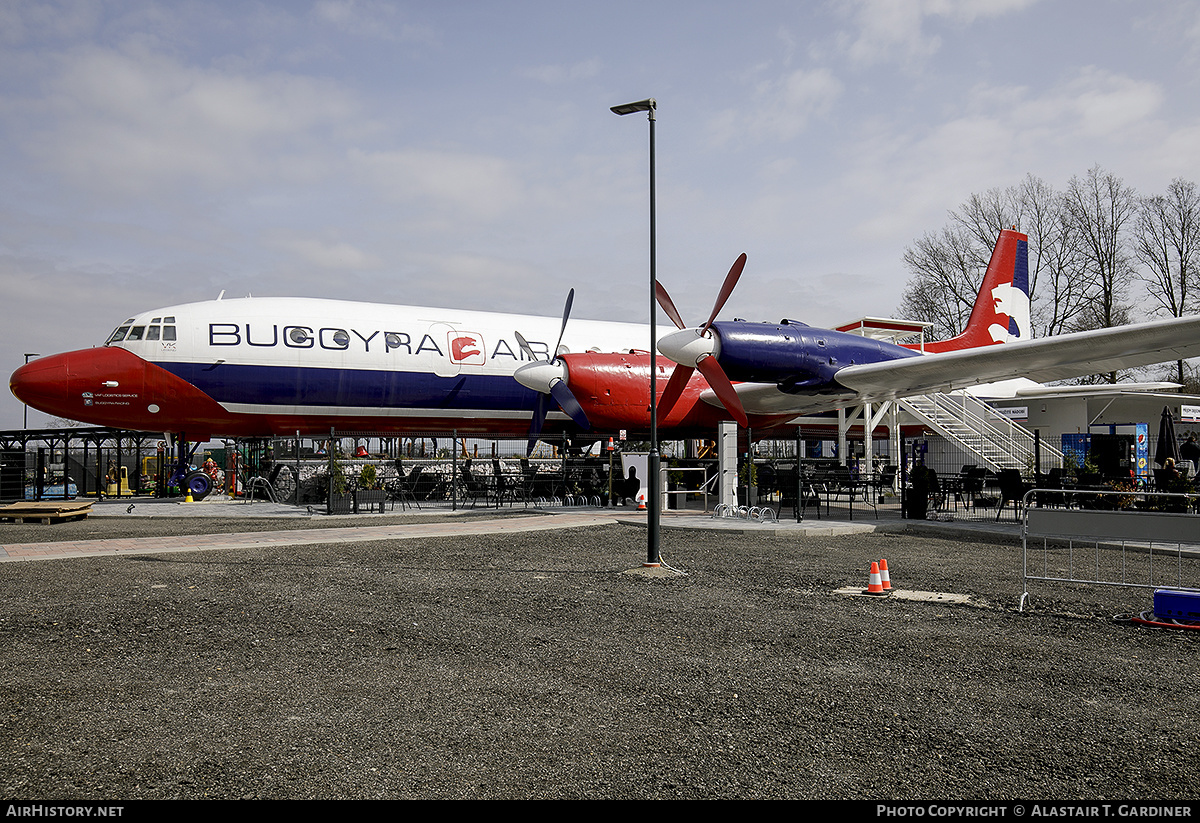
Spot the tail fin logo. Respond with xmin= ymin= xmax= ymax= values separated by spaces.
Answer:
xmin=914 ymin=229 xmax=1030 ymax=354
xmin=988 ymin=237 xmax=1030 ymax=343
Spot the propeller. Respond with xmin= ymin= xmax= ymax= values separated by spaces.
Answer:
xmin=513 ymin=289 xmax=591 ymax=455
xmin=655 ymin=253 xmax=750 ymax=427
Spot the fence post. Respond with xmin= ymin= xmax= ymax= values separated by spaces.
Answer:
xmin=326 ymin=427 xmax=334 ymax=515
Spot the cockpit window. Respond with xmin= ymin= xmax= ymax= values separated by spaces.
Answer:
xmin=107 ymin=316 xmax=177 ymax=345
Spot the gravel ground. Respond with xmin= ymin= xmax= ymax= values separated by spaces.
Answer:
xmin=1 ymin=516 xmax=1198 ymax=800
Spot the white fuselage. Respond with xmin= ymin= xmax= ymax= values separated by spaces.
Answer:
xmin=105 ymin=296 xmax=654 ymax=426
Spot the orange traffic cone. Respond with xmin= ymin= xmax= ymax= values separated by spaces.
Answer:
xmin=879 ymin=559 xmax=893 ymax=591
xmin=637 ymin=494 xmax=646 ymax=511
xmin=863 ymin=561 xmax=887 ymax=596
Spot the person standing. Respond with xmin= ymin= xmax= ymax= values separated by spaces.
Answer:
xmin=1181 ymin=435 xmax=1200 ymax=473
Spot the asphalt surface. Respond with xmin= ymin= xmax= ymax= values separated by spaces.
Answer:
xmin=1 ymin=498 xmax=1198 ymax=800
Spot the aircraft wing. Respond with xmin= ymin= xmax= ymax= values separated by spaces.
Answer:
xmin=714 ymin=314 xmax=1200 ymax=417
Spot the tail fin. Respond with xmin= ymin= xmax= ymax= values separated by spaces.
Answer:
xmin=920 ymin=228 xmax=1030 ymax=353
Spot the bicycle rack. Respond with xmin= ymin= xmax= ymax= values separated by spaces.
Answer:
xmin=711 ymin=502 xmax=779 ymax=523
xmin=244 ymin=476 xmax=277 ymax=503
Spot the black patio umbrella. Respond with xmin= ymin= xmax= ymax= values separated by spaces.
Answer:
xmin=1155 ymin=406 xmax=1179 ymax=467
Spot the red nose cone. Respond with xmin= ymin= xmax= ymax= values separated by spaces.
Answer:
xmin=10 ymin=353 xmax=71 ymax=414
xmin=10 ymin=347 xmax=149 ymax=428
xmin=10 ymin=346 xmax=237 ymax=436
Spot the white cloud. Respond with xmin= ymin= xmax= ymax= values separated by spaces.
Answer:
xmin=1057 ymin=67 xmax=1164 ymax=138
xmin=839 ymin=0 xmax=941 ymax=65
xmin=836 ymin=0 xmax=1041 ymax=66
xmin=798 ymin=59 xmax=1186 ymax=298
xmin=709 ymin=67 xmax=842 ymax=145
xmin=15 ymin=45 xmax=357 ymax=198
xmin=518 ymin=59 xmax=602 ymax=84
xmin=0 ymin=0 xmax=102 ymax=47
xmin=310 ymin=0 xmax=436 ymax=44
xmin=272 ymin=236 xmax=384 ymax=271
xmin=349 ymin=147 xmax=526 ymax=222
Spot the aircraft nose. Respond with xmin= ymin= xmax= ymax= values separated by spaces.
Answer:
xmin=9 ymin=353 xmax=69 ymax=411
xmin=10 ymin=347 xmax=152 ymax=426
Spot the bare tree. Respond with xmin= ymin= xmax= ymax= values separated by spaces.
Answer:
xmin=898 ymin=225 xmax=985 ymax=339
xmin=1061 ymin=166 xmax=1137 ymax=329
xmin=1134 ymin=177 xmax=1200 ymax=385
xmin=1060 ymin=165 xmax=1139 ymax=381
xmin=47 ymin=417 xmax=87 ymax=428
xmin=899 ymin=168 xmax=1165 ymax=385
xmin=1027 ymin=203 xmax=1093 ymax=337
xmin=900 ymin=174 xmax=1089 ymax=340
xmin=953 ymin=185 xmax=1021 ymax=250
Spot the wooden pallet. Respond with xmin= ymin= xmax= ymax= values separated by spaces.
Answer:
xmin=0 ymin=500 xmax=93 ymax=524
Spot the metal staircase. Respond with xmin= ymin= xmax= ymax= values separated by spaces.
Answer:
xmin=900 ymin=392 xmax=1062 ymax=473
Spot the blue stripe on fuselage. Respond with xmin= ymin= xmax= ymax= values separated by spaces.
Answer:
xmin=158 ymin=362 xmax=540 ymax=411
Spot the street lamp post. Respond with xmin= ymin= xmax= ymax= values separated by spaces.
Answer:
xmin=611 ymin=98 xmax=661 ymax=567
xmin=22 ymin=353 xmax=40 ymax=429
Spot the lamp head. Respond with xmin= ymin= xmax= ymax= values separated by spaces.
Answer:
xmin=610 ymin=98 xmax=656 ymax=117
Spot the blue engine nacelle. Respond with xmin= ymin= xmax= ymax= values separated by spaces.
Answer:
xmin=710 ymin=320 xmax=920 ymax=394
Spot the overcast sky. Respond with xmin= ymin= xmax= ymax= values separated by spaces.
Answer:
xmin=5 ymin=0 xmax=1200 ymax=429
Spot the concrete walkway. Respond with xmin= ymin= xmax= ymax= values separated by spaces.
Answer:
xmin=0 ymin=492 xmax=1029 ymax=562
xmin=0 ymin=507 xmax=624 ymax=562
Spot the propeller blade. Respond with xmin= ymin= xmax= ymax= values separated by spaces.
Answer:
xmin=514 ymin=330 xmax=536 ymax=362
xmin=550 ymin=379 xmax=590 ymax=430
xmin=654 ymin=281 xmax=686 ymax=330
xmin=516 ymin=288 xmax=588 ymax=452
xmin=656 ymin=364 xmax=693 ymax=424
xmin=553 ymin=288 xmax=574 ymax=363
xmin=695 ymin=354 xmax=748 ymax=428
xmin=526 ymin=392 xmax=548 ymax=456
xmin=702 ymin=253 xmax=747 ymax=333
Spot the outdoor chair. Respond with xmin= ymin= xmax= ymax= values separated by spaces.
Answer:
xmin=869 ymin=465 xmax=897 ymax=504
xmin=392 ymin=464 xmax=422 ymax=510
xmin=995 ymin=469 xmax=1032 ymax=521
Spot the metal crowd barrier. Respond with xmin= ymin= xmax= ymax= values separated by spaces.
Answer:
xmin=1020 ymin=488 xmax=1200 ymax=611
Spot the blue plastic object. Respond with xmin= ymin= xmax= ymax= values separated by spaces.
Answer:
xmin=1153 ymin=589 xmax=1200 ymax=621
